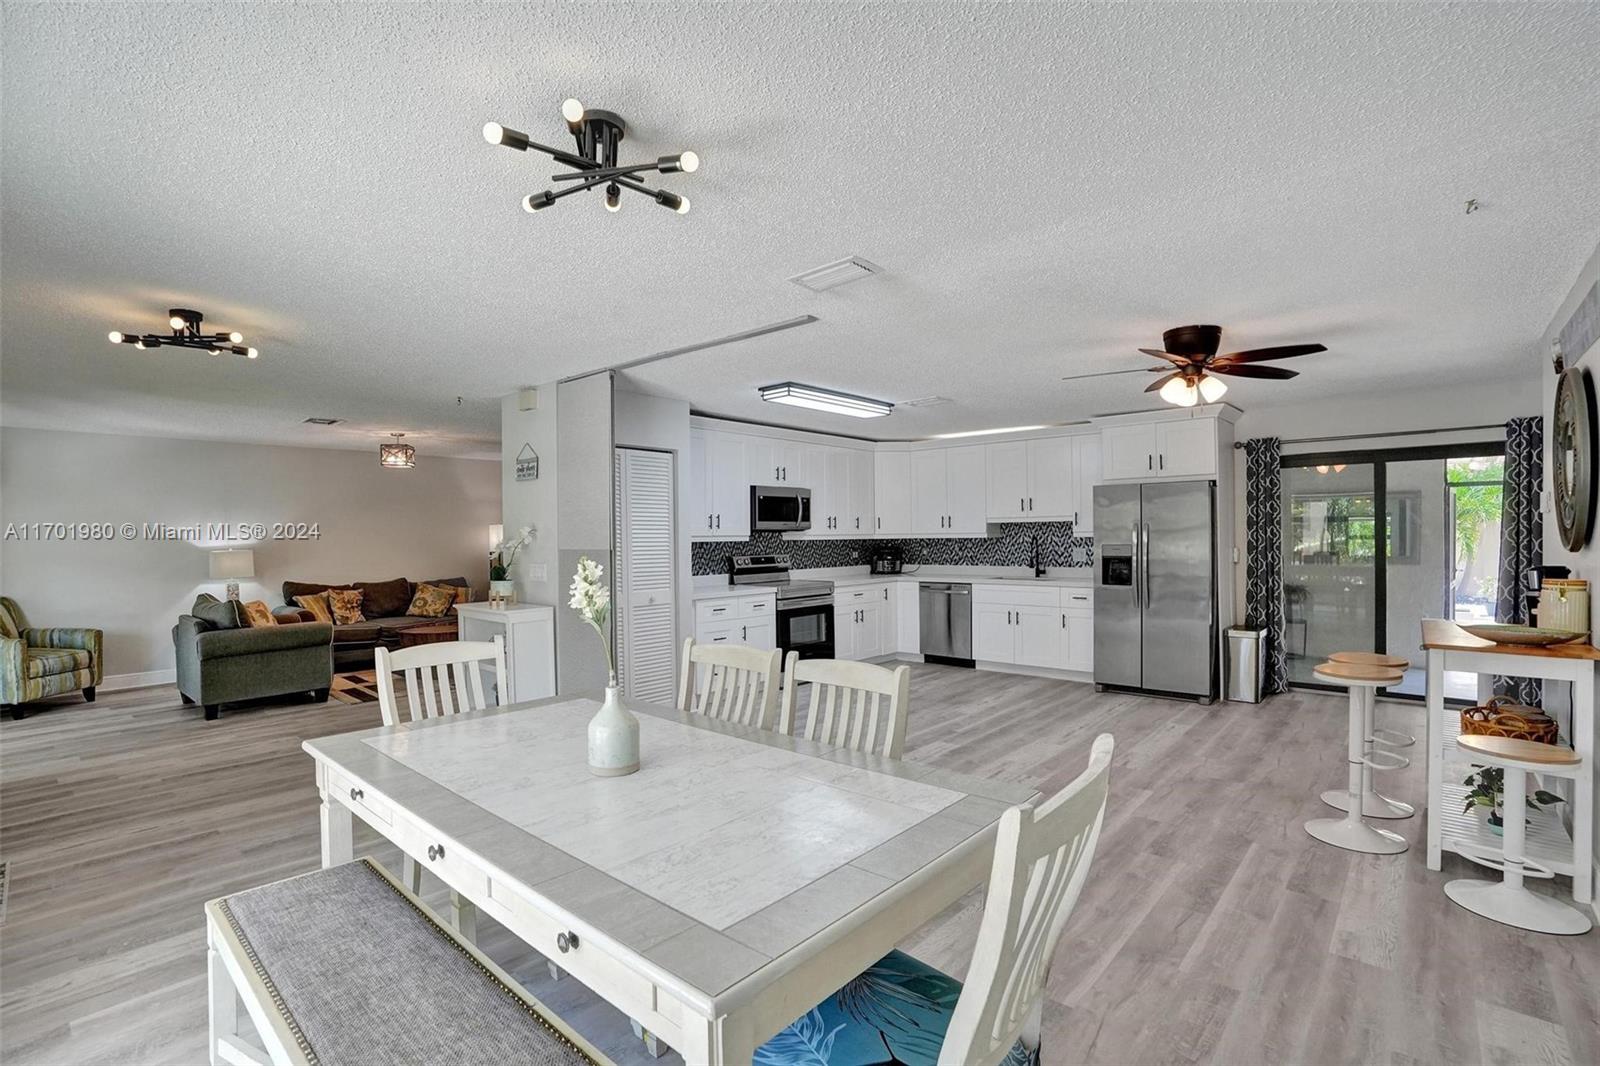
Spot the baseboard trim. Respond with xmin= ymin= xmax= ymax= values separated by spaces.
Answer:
xmin=101 ymin=669 xmax=177 ymax=692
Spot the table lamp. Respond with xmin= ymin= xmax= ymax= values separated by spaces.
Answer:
xmin=209 ymin=549 xmax=255 ymax=601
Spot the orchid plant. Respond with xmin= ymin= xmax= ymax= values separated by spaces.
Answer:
xmin=568 ymin=556 xmax=616 ymax=686
xmin=490 ymin=524 xmax=536 ymax=581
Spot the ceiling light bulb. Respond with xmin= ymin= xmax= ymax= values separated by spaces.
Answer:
xmin=170 ymin=314 xmax=187 ymax=330
xmin=108 ymin=331 xmax=123 ymax=343
xmin=228 ymin=331 xmax=243 ymax=343
xmin=1159 ymin=376 xmax=1198 ymax=407
xmin=679 ymin=150 xmax=699 ymax=173
xmin=1197 ymin=375 xmax=1228 ymax=403
xmin=561 ymin=98 xmax=584 ymax=124
xmin=1316 ymin=465 xmax=1330 ymax=474
xmin=675 ymin=195 xmax=691 ymax=215
xmin=210 ymin=348 xmax=224 ymax=355
xmin=246 ymin=348 xmax=258 ymax=359
xmin=134 ymin=339 xmax=148 ymax=349
xmin=524 ymin=191 xmax=555 ymax=212
xmin=482 ymin=122 xmax=505 ymax=144
xmin=605 ymin=183 xmax=622 ymax=212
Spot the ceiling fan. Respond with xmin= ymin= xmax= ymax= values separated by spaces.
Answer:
xmin=1140 ymin=324 xmax=1325 ymax=407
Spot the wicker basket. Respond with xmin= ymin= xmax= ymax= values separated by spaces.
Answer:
xmin=1460 ymin=696 xmax=1559 ymax=744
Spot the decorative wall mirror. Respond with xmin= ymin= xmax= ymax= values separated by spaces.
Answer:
xmin=1552 ymin=366 xmax=1596 ymax=551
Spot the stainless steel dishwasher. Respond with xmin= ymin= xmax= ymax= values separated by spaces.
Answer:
xmin=919 ymin=582 xmax=973 ymax=665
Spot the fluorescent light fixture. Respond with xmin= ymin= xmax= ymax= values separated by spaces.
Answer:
xmin=931 ymin=425 xmax=1050 ymax=439
xmin=759 ymin=382 xmax=893 ymax=419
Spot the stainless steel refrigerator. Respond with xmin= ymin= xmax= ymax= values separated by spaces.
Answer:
xmin=1093 ymin=480 xmax=1217 ymax=700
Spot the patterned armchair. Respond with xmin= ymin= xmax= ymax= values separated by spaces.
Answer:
xmin=0 ymin=597 xmax=103 ymax=720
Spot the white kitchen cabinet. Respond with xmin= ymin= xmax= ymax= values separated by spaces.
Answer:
xmin=910 ymin=449 xmax=949 ymax=535
xmin=985 ymin=441 xmax=1030 ymax=520
xmin=972 ymin=602 xmax=1016 ymax=663
xmin=1063 ymin=588 xmax=1094 ymax=672
xmin=689 ymin=429 xmax=750 ymax=537
xmin=835 ymin=583 xmax=892 ymax=660
xmin=875 ymin=451 xmax=912 ymax=536
xmin=1154 ymin=420 xmax=1218 ymax=477
xmin=1100 ymin=420 xmax=1218 ymax=482
xmin=1072 ymin=434 xmax=1101 ymax=533
xmin=1015 ymin=605 xmax=1063 ymax=669
xmin=848 ymin=449 xmax=875 ymax=535
xmin=986 ymin=437 xmax=1075 ymax=521
xmin=970 ymin=584 xmax=1093 ymax=673
xmin=946 ymin=446 xmax=988 ymax=533
xmin=746 ymin=438 xmax=809 ymax=487
xmin=894 ymin=580 xmax=919 ymax=653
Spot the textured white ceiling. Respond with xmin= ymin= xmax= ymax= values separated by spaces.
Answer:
xmin=3 ymin=2 xmax=1598 ymax=454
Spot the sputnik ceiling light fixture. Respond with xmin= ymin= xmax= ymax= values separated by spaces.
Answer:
xmin=483 ymin=99 xmax=698 ymax=215
xmin=108 ymin=308 xmax=257 ymax=358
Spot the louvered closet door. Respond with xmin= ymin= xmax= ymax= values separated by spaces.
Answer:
xmin=615 ymin=448 xmax=677 ymax=703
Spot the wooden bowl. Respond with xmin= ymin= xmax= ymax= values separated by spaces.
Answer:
xmin=1458 ymin=624 xmax=1586 ymax=647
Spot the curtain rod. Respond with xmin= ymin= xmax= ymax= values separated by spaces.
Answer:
xmin=1232 ymin=423 xmax=1508 ymax=448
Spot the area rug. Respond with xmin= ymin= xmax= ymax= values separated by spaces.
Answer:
xmin=330 ymin=671 xmax=382 ymax=705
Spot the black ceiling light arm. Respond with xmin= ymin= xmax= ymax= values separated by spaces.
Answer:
xmin=483 ymin=98 xmax=697 ymax=216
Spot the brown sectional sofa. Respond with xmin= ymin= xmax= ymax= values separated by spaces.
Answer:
xmin=272 ymin=577 xmax=471 ymax=670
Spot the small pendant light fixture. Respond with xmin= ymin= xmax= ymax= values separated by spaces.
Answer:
xmin=483 ymin=98 xmax=698 ymax=216
xmin=108 ymin=308 xmax=257 ymax=358
xmin=379 ymin=433 xmax=416 ymax=469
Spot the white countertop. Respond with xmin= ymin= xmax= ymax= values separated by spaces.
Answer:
xmin=692 ymin=566 xmax=1094 ymax=600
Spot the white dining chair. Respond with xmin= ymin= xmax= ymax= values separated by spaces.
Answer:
xmin=373 ymin=636 xmax=506 ymax=941
xmin=374 ymin=636 xmax=506 ymax=726
xmin=753 ymin=734 xmax=1115 ymax=1066
xmin=677 ymin=638 xmax=781 ymax=730
xmin=779 ymin=652 xmax=911 ymax=758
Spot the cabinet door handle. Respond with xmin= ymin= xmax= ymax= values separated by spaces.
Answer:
xmin=1028 ymin=497 xmax=1033 ymax=511
xmin=1061 ymin=613 xmax=1066 ymax=629
xmin=782 ymin=466 xmax=787 ymax=480
xmin=877 ymin=516 xmax=881 ymax=529
xmin=1007 ymin=610 xmax=1012 ymax=625
xmin=775 ymin=466 xmax=780 ymax=479
xmin=716 ymin=514 xmax=721 ymax=529
xmin=556 ymin=931 xmax=579 ymax=954
xmin=427 ymin=843 xmax=444 ymax=861
xmin=883 ymin=588 xmax=888 ymax=600
xmin=1074 ymin=510 xmax=1079 ymax=524
xmin=1020 ymin=497 xmax=1025 ymax=512
xmin=1159 ymin=454 xmax=1164 ymax=471
xmin=742 ymin=625 xmax=747 ymax=640
xmin=708 ymin=513 xmax=714 ymax=529
xmin=1148 ymin=454 xmax=1153 ymax=470
xmin=349 ymin=786 xmax=363 ymax=801
xmin=855 ymin=517 xmax=860 ymax=529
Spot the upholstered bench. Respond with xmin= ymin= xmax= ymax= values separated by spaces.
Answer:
xmin=205 ymin=859 xmax=610 ymax=1066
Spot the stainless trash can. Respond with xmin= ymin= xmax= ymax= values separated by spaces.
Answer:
xmin=1227 ymin=627 xmax=1267 ymax=703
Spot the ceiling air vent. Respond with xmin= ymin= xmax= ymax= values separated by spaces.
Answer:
xmin=303 ymin=417 xmax=343 ymax=425
xmin=789 ymin=256 xmax=881 ymax=292
xmin=901 ymin=396 xmax=952 ymax=408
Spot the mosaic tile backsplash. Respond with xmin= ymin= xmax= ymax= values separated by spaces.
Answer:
xmin=691 ymin=521 xmax=1093 ymax=576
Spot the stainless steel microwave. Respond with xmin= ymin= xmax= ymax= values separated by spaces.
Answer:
xmin=751 ymin=485 xmax=811 ymax=532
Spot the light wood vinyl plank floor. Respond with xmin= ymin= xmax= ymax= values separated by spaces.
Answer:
xmin=2 ymin=666 xmax=1597 ymax=1065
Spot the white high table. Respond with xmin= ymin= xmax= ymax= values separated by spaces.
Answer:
xmin=303 ymin=695 xmax=1038 ymax=1064
xmin=1422 ymin=619 xmax=1595 ymax=906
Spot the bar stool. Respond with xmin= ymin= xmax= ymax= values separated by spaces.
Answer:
xmin=1322 ymin=651 xmax=1415 ymax=819
xmin=1305 ymin=660 xmax=1409 ymax=854
xmin=1444 ymin=734 xmax=1591 ymax=935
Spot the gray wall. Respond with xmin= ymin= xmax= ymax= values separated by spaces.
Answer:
xmin=0 ymin=427 xmax=500 ymax=681
xmin=501 ymin=386 xmax=561 ymax=608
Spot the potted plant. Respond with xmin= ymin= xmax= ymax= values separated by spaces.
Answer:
xmin=1462 ymin=765 xmax=1564 ymax=834
xmin=569 ymin=556 xmax=639 ymax=777
xmin=489 ymin=525 xmax=535 ymax=601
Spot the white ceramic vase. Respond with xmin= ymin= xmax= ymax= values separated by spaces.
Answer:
xmin=489 ymin=579 xmax=515 ymax=601
xmin=587 ymin=685 xmax=640 ymax=777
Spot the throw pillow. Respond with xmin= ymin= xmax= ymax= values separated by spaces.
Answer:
xmin=453 ymin=585 xmax=472 ymax=604
xmin=406 ymin=583 xmax=456 ymax=618
xmin=240 ymin=600 xmax=278 ymax=628
xmin=354 ymin=578 xmax=410 ymax=618
xmin=192 ymin=595 xmax=243 ymax=630
xmin=294 ymin=592 xmax=334 ymax=623
xmin=327 ymin=588 xmax=365 ymax=625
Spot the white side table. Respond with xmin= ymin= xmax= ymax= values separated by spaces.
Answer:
xmin=454 ymin=603 xmax=555 ymax=705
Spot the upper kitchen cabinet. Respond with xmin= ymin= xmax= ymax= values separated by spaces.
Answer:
xmin=913 ymin=445 xmax=987 ymax=535
xmin=874 ymin=450 xmax=912 ymax=536
xmin=848 ymin=448 xmax=875 ymax=535
xmin=1071 ymin=434 xmax=1100 ymax=534
xmin=984 ymin=434 xmax=1084 ymax=522
xmin=689 ymin=428 xmax=750 ymax=538
xmin=746 ymin=438 xmax=809 ymax=488
xmin=1100 ymin=418 xmax=1219 ymax=482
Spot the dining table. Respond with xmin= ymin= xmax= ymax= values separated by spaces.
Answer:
xmin=302 ymin=693 xmax=1039 ymax=1064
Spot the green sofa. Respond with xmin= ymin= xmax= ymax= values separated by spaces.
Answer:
xmin=0 ymin=596 xmax=102 ymax=720
xmin=174 ymin=594 xmax=334 ymax=720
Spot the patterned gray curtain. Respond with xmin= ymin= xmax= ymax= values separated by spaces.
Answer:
xmin=1495 ymin=416 xmax=1543 ymax=704
xmin=1244 ymin=438 xmax=1290 ymax=695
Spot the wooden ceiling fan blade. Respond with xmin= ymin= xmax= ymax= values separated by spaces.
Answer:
xmin=1209 ymin=364 xmax=1299 ymax=380
xmin=1145 ymin=371 xmax=1181 ymax=393
xmin=1138 ymin=348 xmax=1195 ymax=367
xmin=1212 ymin=343 xmax=1327 ymax=365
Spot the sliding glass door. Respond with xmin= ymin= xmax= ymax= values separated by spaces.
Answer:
xmin=1281 ymin=442 xmax=1504 ymax=701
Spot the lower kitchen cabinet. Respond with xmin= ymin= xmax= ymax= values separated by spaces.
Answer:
xmin=972 ymin=584 xmax=1094 ymax=673
xmin=835 ymin=583 xmax=894 ymax=660
xmin=694 ymin=593 xmax=776 ymax=650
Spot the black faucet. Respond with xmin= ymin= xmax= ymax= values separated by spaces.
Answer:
xmin=1030 ymin=533 xmax=1046 ymax=578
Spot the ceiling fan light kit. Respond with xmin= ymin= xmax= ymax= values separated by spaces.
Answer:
xmin=108 ymin=308 xmax=258 ymax=359
xmin=483 ymin=99 xmax=698 ymax=216
xmin=1138 ymin=323 xmax=1324 ymax=407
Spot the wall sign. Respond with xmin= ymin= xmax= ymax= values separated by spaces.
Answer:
xmin=515 ymin=444 xmax=540 ymax=482
xmin=1552 ymin=366 xmax=1596 ymax=551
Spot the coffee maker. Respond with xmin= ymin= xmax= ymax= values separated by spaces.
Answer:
xmin=870 ymin=544 xmax=903 ymax=574
xmin=1525 ymin=564 xmax=1572 ymax=624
